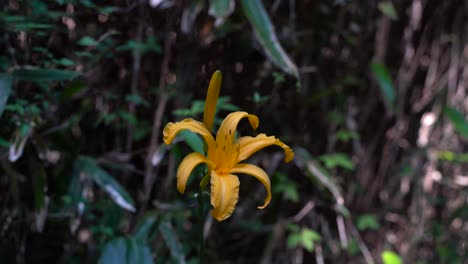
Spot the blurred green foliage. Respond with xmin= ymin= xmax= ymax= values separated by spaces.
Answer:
xmin=1 ymin=0 xmax=467 ymax=263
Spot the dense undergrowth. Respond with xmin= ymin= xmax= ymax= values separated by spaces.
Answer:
xmin=0 ymin=0 xmax=467 ymax=263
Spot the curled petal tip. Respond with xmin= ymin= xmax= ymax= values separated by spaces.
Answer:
xmin=177 ymin=183 xmax=185 ymax=194
xmin=162 ymin=122 xmax=175 ymax=144
xmin=250 ymin=115 xmax=259 ymax=130
xmin=284 ymin=148 xmax=294 ymax=163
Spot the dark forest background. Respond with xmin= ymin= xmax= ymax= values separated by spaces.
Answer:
xmin=0 ymin=0 xmax=467 ymax=263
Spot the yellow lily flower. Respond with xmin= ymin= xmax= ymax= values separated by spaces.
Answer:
xmin=162 ymin=71 xmax=294 ymax=221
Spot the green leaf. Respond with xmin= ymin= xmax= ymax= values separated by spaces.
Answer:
xmin=159 ymin=221 xmax=186 ymax=264
xmin=132 ymin=214 xmax=158 ymax=243
xmin=294 ymin=147 xmax=349 ymax=217
xmin=287 ymin=233 xmax=301 ymax=249
xmin=240 ymin=0 xmax=299 ymax=78
xmin=99 ymin=237 xmax=154 ymax=264
xmin=378 ymin=2 xmax=398 ymax=20
xmin=370 ymin=62 xmax=396 ymax=109
xmin=60 ymin=81 xmax=87 ymax=101
xmin=347 ymin=239 xmax=360 ymax=256
xmin=357 ymin=214 xmax=380 ymax=231
xmin=273 ymin=173 xmax=299 ymax=202
xmin=381 ymin=250 xmax=402 ymax=264
xmin=209 ymin=0 xmax=235 ymax=20
xmin=179 ymin=130 xmax=205 ymax=154
xmin=13 ymin=68 xmax=80 ymax=81
xmin=301 ymin=228 xmax=321 ymax=252
xmin=78 ymin=36 xmax=99 ymax=46
xmin=335 ymin=130 xmax=359 ymax=142
xmin=117 ymin=36 xmax=161 ymax=54
xmin=0 ymin=73 xmax=12 ymax=118
xmin=55 ymin=58 xmax=75 ymax=66
xmin=319 ymin=153 xmax=355 ymax=171
xmin=287 ymin=226 xmax=321 ymax=252
xmin=9 ymin=124 xmax=32 ymax=162
xmin=444 ymin=107 xmax=468 ymax=138
xmin=0 ymin=137 xmax=10 ymax=147
xmin=77 ymin=156 xmax=136 ymax=212
xmin=125 ymin=94 xmax=150 ymax=107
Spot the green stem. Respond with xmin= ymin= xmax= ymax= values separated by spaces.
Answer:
xmin=197 ymin=185 xmax=205 ymax=262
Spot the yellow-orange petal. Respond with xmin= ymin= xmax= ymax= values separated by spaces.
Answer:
xmin=237 ymin=133 xmax=294 ymax=163
xmin=203 ymin=70 xmax=222 ymax=132
xmin=177 ymin=152 xmax=214 ymax=194
xmin=210 ymin=171 xmax=240 ymax=221
xmin=163 ymin=118 xmax=216 ymax=155
xmin=215 ymin=111 xmax=259 ymax=166
xmin=229 ymin=163 xmax=271 ymax=209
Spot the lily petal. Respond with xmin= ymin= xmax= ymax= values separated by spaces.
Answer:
xmin=210 ymin=171 xmax=240 ymax=221
xmin=177 ymin=152 xmax=215 ymax=194
xmin=215 ymin=111 xmax=259 ymax=168
xmin=203 ymin=71 xmax=222 ymax=132
xmin=163 ymin=118 xmax=216 ymax=156
xmin=237 ymin=133 xmax=294 ymax=163
xmin=229 ymin=163 xmax=271 ymax=209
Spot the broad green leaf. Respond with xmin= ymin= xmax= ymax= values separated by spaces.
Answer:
xmin=209 ymin=0 xmax=235 ymax=20
xmin=319 ymin=153 xmax=355 ymax=171
xmin=159 ymin=221 xmax=186 ymax=264
xmin=444 ymin=107 xmax=468 ymax=138
xmin=178 ymin=130 xmax=205 ymax=154
xmin=357 ymin=214 xmax=380 ymax=231
xmin=0 ymin=14 xmax=53 ymax=32
xmin=370 ymin=62 xmax=396 ymax=109
xmin=13 ymin=68 xmax=80 ymax=81
xmin=0 ymin=73 xmax=12 ymax=118
xmin=240 ymin=0 xmax=299 ymax=78
xmin=378 ymin=2 xmax=398 ymax=20
xmin=381 ymin=250 xmax=402 ymax=264
xmin=77 ymin=156 xmax=136 ymax=212
xmin=132 ymin=214 xmax=158 ymax=243
xmin=99 ymin=237 xmax=154 ymax=264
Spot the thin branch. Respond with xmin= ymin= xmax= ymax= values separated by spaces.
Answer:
xmin=142 ymin=21 xmax=174 ymax=206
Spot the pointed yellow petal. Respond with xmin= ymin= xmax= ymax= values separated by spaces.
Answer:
xmin=210 ymin=171 xmax=240 ymax=221
xmin=215 ymin=111 xmax=259 ymax=168
xmin=203 ymin=70 xmax=222 ymax=132
xmin=177 ymin=152 xmax=214 ymax=194
xmin=163 ymin=118 xmax=216 ymax=156
xmin=229 ymin=163 xmax=271 ymax=209
xmin=237 ymin=133 xmax=294 ymax=163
